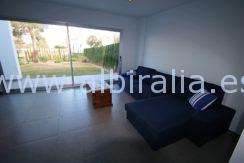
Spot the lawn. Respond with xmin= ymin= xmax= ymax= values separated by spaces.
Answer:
xmin=20 ymin=62 xmax=106 ymax=78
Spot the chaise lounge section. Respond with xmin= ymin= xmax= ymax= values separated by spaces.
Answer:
xmin=123 ymin=66 xmax=236 ymax=150
xmin=125 ymin=95 xmax=194 ymax=150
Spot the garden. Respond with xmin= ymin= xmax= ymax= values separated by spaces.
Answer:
xmin=12 ymin=21 xmax=119 ymax=78
xmin=18 ymin=43 xmax=119 ymax=78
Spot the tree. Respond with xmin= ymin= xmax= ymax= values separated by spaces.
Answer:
xmin=55 ymin=45 xmax=67 ymax=61
xmin=86 ymin=35 xmax=102 ymax=48
xmin=37 ymin=36 xmax=48 ymax=48
xmin=11 ymin=21 xmax=46 ymax=62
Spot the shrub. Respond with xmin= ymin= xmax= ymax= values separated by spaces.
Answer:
xmin=81 ymin=57 xmax=88 ymax=63
xmin=62 ymin=55 xmax=69 ymax=62
xmin=18 ymin=57 xmax=25 ymax=65
xmin=103 ymin=43 xmax=119 ymax=70
xmin=72 ymin=53 xmax=89 ymax=63
xmin=72 ymin=53 xmax=82 ymax=61
xmin=54 ymin=55 xmax=62 ymax=63
xmin=84 ymin=43 xmax=119 ymax=70
xmin=84 ymin=47 xmax=104 ymax=65
xmin=39 ymin=56 xmax=48 ymax=62
xmin=54 ymin=58 xmax=62 ymax=63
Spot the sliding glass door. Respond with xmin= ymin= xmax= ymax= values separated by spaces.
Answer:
xmin=68 ymin=26 xmax=120 ymax=84
xmin=0 ymin=19 xmax=120 ymax=89
xmin=10 ymin=21 xmax=73 ymax=86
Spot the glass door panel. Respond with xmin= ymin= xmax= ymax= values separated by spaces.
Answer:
xmin=68 ymin=26 xmax=120 ymax=85
xmin=10 ymin=21 xmax=73 ymax=87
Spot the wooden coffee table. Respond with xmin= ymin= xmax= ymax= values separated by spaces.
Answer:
xmin=84 ymin=82 xmax=112 ymax=108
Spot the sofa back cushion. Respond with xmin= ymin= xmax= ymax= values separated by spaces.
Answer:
xmin=151 ymin=71 xmax=180 ymax=94
xmin=136 ymin=66 xmax=156 ymax=84
xmin=136 ymin=66 xmax=156 ymax=76
xmin=176 ymin=77 xmax=197 ymax=98
xmin=204 ymin=81 xmax=225 ymax=106
xmin=176 ymin=77 xmax=225 ymax=106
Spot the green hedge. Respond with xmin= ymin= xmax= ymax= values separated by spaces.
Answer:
xmin=84 ymin=47 xmax=104 ymax=65
xmin=84 ymin=43 xmax=119 ymax=70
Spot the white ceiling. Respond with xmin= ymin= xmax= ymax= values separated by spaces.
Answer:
xmin=36 ymin=0 xmax=195 ymax=17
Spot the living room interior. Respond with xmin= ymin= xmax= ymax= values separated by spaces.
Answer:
xmin=0 ymin=0 xmax=243 ymax=163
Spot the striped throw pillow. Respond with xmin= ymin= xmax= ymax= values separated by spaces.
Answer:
xmin=188 ymin=90 xmax=217 ymax=111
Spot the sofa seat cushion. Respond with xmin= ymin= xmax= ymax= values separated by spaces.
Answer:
xmin=126 ymin=95 xmax=193 ymax=132
xmin=122 ymin=75 xmax=153 ymax=100
xmin=132 ymin=83 xmax=154 ymax=100
xmin=187 ymin=105 xmax=236 ymax=146
xmin=125 ymin=95 xmax=194 ymax=149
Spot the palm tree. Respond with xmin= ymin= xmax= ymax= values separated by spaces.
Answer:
xmin=12 ymin=21 xmax=46 ymax=62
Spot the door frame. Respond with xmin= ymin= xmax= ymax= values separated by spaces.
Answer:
xmin=1 ymin=17 xmax=122 ymax=88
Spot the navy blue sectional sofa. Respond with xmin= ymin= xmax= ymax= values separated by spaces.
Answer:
xmin=120 ymin=66 xmax=235 ymax=150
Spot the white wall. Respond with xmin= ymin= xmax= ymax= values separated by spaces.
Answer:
xmin=0 ymin=21 xmax=22 ymax=79
xmin=140 ymin=0 xmax=244 ymax=134
xmin=0 ymin=0 xmax=140 ymax=72
xmin=136 ymin=17 xmax=147 ymax=66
